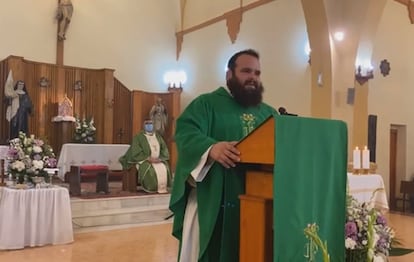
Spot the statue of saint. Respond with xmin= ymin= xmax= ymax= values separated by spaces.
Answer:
xmin=56 ymin=0 xmax=74 ymax=41
xmin=4 ymin=71 xmax=33 ymax=139
xmin=149 ymin=97 xmax=168 ymax=135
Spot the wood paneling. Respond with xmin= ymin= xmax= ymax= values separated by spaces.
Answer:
xmin=0 ymin=56 xmax=181 ymax=166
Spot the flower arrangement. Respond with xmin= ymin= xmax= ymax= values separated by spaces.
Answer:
xmin=345 ymin=193 xmax=395 ymax=262
xmin=73 ymin=116 xmax=96 ymax=143
xmin=7 ymin=132 xmax=57 ymax=183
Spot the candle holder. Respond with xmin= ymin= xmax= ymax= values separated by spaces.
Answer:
xmin=361 ymin=168 xmax=370 ymax=175
xmin=353 ymin=168 xmax=362 ymax=175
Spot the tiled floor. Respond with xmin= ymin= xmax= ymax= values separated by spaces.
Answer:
xmin=0 ymin=212 xmax=414 ymax=262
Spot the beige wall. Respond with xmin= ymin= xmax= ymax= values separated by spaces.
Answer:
xmin=373 ymin=1 xmax=414 ymax=182
xmin=0 ymin=0 xmax=178 ymax=92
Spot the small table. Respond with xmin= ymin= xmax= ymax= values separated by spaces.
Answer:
xmin=347 ymin=173 xmax=389 ymax=211
xmin=0 ymin=186 xmax=74 ymax=249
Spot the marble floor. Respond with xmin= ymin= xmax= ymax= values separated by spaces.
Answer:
xmin=0 ymin=212 xmax=414 ymax=262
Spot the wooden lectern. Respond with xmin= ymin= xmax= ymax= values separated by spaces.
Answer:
xmin=237 ymin=116 xmax=275 ymax=262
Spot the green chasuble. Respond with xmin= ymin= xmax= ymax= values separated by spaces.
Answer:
xmin=169 ymin=87 xmax=277 ymax=262
xmin=273 ymin=115 xmax=348 ymax=261
xmin=119 ymin=131 xmax=172 ymax=192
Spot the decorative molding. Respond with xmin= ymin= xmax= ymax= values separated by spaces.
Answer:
xmin=176 ymin=32 xmax=184 ymax=60
xmin=226 ymin=9 xmax=243 ymax=44
xmin=394 ymin=0 xmax=414 ymax=24
xmin=175 ymin=0 xmax=274 ymax=59
xmin=379 ymin=59 xmax=390 ymax=77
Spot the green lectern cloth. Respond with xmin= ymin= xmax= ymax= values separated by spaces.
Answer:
xmin=273 ymin=115 xmax=348 ymax=261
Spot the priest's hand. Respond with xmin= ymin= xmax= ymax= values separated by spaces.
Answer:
xmin=209 ymin=141 xmax=240 ymax=168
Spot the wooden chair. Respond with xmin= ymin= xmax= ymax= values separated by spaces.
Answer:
xmin=398 ymin=180 xmax=414 ymax=212
xmin=122 ymin=166 xmax=137 ymax=192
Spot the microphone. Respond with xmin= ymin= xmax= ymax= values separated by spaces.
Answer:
xmin=278 ymin=107 xmax=298 ymax=116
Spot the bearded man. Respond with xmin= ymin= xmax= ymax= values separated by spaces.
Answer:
xmin=169 ymin=49 xmax=277 ymax=261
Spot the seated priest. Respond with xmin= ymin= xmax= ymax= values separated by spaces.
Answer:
xmin=119 ymin=119 xmax=171 ymax=193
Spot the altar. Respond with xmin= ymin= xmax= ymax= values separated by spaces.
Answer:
xmin=57 ymin=143 xmax=130 ymax=180
xmin=0 ymin=186 xmax=74 ymax=250
xmin=347 ymin=173 xmax=389 ymax=211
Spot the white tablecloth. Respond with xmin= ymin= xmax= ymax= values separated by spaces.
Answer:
xmin=347 ymin=173 xmax=389 ymax=211
xmin=57 ymin=143 xmax=130 ymax=180
xmin=0 ymin=186 xmax=74 ymax=249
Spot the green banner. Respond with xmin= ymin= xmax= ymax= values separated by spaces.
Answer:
xmin=273 ymin=115 xmax=348 ymax=261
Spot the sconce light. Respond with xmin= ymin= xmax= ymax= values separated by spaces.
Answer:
xmin=355 ymin=65 xmax=374 ymax=85
xmin=304 ymin=42 xmax=311 ymax=65
xmin=39 ymin=77 xmax=50 ymax=87
xmin=164 ymin=70 xmax=187 ymax=92
xmin=106 ymin=98 xmax=114 ymax=108
xmin=74 ymin=80 xmax=82 ymax=91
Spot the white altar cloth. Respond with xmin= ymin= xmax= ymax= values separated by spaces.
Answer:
xmin=0 ymin=186 xmax=74 ymax=250
xmin=57 ymin=143 xmax=130 ymax=180
xmin=347 ymin=173 xmax=389 ymax=211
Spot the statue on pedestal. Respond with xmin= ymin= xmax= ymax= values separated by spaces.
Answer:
xmin=4 ymin=70 xmax=33 ymax=140
xmin=52 ymin=94 xmax=75 ymax=122
xmin=149 ymin=97 xmax=168 ymax=135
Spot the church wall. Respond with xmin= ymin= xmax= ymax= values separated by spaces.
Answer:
xmin=176 ymin=0 xmax=311 ymax=115
xmin=372 ymin=1 xmax=414 ymax=184
xmin=0 ymin=0 xmax=178 ymax=93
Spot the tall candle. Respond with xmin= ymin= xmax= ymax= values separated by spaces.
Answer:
xmin=362 ymin=146 xmax=370 ymax=169
xmin=353 ymin=147 xmax=361 ymax=169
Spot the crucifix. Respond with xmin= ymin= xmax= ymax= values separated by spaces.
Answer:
xmin=56 ymin=0 xmax=73 ymax=65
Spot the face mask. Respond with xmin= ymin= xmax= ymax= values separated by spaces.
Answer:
xmin=145 ymin=124 xmax=154 ymax=133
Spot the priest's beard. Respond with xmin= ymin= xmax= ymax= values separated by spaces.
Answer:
xmin=227 ymin=76 xmax=264 ymax=107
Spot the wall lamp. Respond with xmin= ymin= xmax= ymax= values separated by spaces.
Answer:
xmin=355 ymin=65 xmax=374 ymax=85
xmin=74 ymin=80 xmax=82 ymax=91
xmin=163 ymin=70 xmax=187 ymax=92
xmin=39 ymin=77 xmax=50 ymax=87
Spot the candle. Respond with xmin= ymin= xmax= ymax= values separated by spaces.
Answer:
xmin=362 ymin=146 xmax=370 ymax=169
xmin=353 ymin=147 xmax=361 ymax=169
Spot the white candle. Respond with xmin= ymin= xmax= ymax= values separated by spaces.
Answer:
xmin=353 ymin=147 xmax=361 ymax=169
xmin=362 ymin=146 xmax=370 ymax=169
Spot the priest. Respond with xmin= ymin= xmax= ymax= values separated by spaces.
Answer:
xmin=169 ymin=49 xmax=277 ymax=262
xmin=119 ymin=119 xmax=171 ymax=193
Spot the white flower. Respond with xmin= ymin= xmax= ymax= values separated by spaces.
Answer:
xmin=33 ymin=145 xmax=43 ymax=153
xmin=32 ymin=160 xmax=44 ymax=170
xmin=373 ymin=255 xmax=385 ymax=262
xmin=12 ymin=160 xmax=26 ymax=172
xmin=345 ymin=238 xmax=357 ymax=249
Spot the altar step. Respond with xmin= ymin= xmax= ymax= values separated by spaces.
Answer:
xmin=71 ymin=194 xmax=172 ymax=232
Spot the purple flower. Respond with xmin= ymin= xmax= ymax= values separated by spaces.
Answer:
xmin=33 ymin=153 xmax=42 ymax=160
xmin=376 ymin=215 xmax=387 ymax=225
xmin=345 ymin=221 xmax=358 ymax=237
xmin=46 ymin=157 xmax=57 ymax=168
